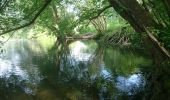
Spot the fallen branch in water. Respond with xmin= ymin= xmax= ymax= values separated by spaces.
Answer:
xmin=65 ymin=33 xmax=97 ymax=40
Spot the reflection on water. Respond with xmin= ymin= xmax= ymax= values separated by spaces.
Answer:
xmin=0 ymin=40 xmax=43 ymax=98
xmin=0 ymin=39 xmax=153 ymax=100
xmin=116 ymin=74 xmax=145 ymax=95
xmin=0 ymin=58 xmax=28 ymax=79
xmin=69 ymin=41 xmax=94 ymax=62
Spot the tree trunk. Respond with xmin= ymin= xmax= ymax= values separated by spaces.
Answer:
xmin=109 ymin=0 xmax=170 ymax=64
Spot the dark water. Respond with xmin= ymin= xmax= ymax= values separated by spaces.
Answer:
xmin=0 ymin=39 xmax=169 ymax=100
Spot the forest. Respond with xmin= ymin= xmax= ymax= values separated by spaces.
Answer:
xmin=0 ymin=0 xmax=170 ymax=100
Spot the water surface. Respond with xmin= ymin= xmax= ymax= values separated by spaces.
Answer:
xmin=0 ymin=39 xmax=153 ymax=100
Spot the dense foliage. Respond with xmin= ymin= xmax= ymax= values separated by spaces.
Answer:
xmin=0 ymin=0 xmax=170 ymax=99
xmin=0 ymin=0 xmax=170 ymax=55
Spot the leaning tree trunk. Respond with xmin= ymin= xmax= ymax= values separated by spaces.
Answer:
xmin=109 ymin=0 xmax=170 ymax=65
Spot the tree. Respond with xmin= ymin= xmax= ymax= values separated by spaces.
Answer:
xmin=108 ymin=0 xmax=170 ymax=64
xmin=0 ymin=0 xmax=52 ymax=35
xmin=1 ymin=0 xmax=170 ymax=64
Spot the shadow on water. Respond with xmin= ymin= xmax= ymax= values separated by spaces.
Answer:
xmin=0 ymin=39 xmax=169 ymax=100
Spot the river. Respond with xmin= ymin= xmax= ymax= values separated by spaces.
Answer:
xmin=0 ymin=39 xmax=167 ymax=100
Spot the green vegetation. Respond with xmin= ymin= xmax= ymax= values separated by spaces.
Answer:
xmin=0 ymin=0 xmax=170 ymax=99
xmin=0 ymin=0 xmax=170 ymax=63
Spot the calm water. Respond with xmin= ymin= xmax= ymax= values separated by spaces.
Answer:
xmin=0 ymin=39 xmax=168 ymax=100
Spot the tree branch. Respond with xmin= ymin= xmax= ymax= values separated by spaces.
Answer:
xmin=89 ymin=5 xmax=112 ymax=20
xmin=0 ymin=0 xmax=52 ymax=35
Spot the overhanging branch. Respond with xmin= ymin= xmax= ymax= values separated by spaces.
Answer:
xmin=0 ymin=0 xmax=52 ymax=35
xmin=89 ymin=5 xmax=112 ymax=20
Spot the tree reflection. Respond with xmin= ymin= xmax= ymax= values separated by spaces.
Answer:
xmin=38 ymin=39 xmax=151 ymax=100
xmin=0 ymin=39 xmax=154 ymax=100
